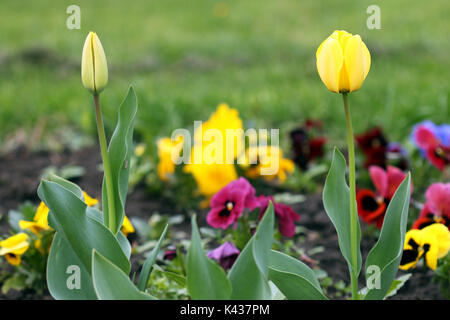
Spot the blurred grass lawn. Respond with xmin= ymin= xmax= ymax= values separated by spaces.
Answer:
xmin=0 ymin=0 xmax=449 ymax=154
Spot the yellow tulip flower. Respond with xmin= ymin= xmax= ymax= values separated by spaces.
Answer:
xmin=81 ymin=31 xmax=108 ymax=94
xmin=0 ymin=233 xmax=29 ymax=266
xmin=316 ymin=30 xmax=371 ymax=93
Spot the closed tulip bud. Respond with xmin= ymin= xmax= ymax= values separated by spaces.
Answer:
xmin=81 ymin=32 xmax=108 ymax=94
xmin=316 ymin=30 xmax=371 ymax=93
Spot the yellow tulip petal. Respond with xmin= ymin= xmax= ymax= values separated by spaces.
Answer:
xmin=91 ymin=32 xmax=108 ymax=93
xmin=316 ymin=37 xmax=343 ymax=93
xmin=81 ymin=32 xmax=95 ymax=92
xmin=344 ymin=35 xmax=370 ymax=92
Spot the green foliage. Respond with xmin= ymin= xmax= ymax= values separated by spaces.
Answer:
xmin=38 ymin=178 xmax=130 ymax=299
xmin=323 ymin=148 xmax=362 ymax=277
xmin=268 ymin=250 xmax=327 ymax=300
xmin=187 ymin=215 xmax=231 ymax=300
xmin=92 ymin=250 xmax=155 ymax=300
xmin=363 ymin=173 xmax=411 ymax=300
xmin=137 ymin=224 xmax=169 ymax=291
xmin=102 ymin=87 xmax=138 ymax=235
xmin=228 ymin=203 xmax=274 ymax=299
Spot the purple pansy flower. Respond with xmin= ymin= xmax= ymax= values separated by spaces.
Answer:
xmin=206 ymin=177 xmax=260 ymax=229
xmin=257 ymin=195 xmax=301 ymax=237
xmin=207 ymin=242 xmax=240 ymax=270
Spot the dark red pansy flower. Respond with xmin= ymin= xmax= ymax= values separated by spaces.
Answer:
xmin=290 ymin=120 xmax=326 ymax=170
xmin=206 ymin=177 xmax=259 ymax=229
xmin=355 ymin=127 xmax=388 ymax=168
xmin=257 ymin=195 xmax=300 ymax=237
xmin=163 ymin=249 xmax=177 ymax=261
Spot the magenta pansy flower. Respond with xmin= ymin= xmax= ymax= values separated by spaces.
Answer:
xmin=206 ymin=177 xmax=259 ymax=229
xmin=412 ymin=122 xmax=450 ymax=171
xmin=369 ymin=165 xmax=412 ymax=200
xmin=207 ymin=242 xmax=240 ymax=270
xmin=356 ymin=165 xmax=411 ymax=229
xmin=413 ymin=183 xmax=450 ymax=229
xmin=257 ymin=195 xmax=300 ymax=237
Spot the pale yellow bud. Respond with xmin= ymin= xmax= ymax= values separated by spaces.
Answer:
xmin=81 ymin=32 xmax=108 ymax=94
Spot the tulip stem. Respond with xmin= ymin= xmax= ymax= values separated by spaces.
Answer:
xmin=342 ymin=92 xmax=359 ymax=300
xmin=94 ymin=94 xmax=116 ymax=233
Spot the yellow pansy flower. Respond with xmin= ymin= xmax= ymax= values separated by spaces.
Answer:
xmin=83 ymin=191 xmax=99 ymax=207
xmin=241 ymin=145 xmax=295 ymax=182
xmin=421 ymin=223 xmax=450 ymax=270
xmin=194 ymin=103 xmax=244 ymax=163
xmin=316 ymin=30 xmax=371 ymax=93
xmin=399 ymin=223 xmax=450 ymax=271
xmin=184 ymin=160 xmax=238 ymax=200
xmin=157 ymin=135 xmax=184 ymax=181
xmin=121 ymin=215 xmax=135 ymax=237
xmin=134 ymin=143 xmax=146 ymax=157
xmin=0 ymin=233 xmax=29 ymax=266
xmin=19 ymin=192 xmax=98 ymax=235
xmin=18 ymin=202 xmax=51 ymax=235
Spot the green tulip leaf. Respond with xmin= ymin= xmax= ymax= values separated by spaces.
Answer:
xmin=268 ymin=250 xmax=327 ymax=300
xmin=86 ymin=206 xmax=131 ymax=260
xmin=102 ymin=86 xmax=138 ymax=235
xmin=38 ymin=180 xmax=130 ymax=300
xmin=92 ymin=250 xmax=156 ymax=300
xmin=323 ymin=148 xmax=362 ymax=277
xmin=363 ymin=173 xmax=411 ymax=300
xmin=137 ymin=224 xmax=169 ymax=291
xmin=187 ymin=215 xmax=232 ymax=300
xmin=47 ymin=233 xmax=97 ymax=299
xmin=228 ymin=203 xmax=274 ymax=299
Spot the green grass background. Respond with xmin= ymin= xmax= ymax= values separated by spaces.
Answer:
xmin=0 ymin=0 xmax=449 ymax=153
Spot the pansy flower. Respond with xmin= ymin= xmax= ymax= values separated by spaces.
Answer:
xmin=121 ymin=215 xmax=135 ymax=237
xmin=19 ymin=191 xmax=98 ymax=235
xmin=412 ymin=183 xmax=450 ymax=230
xmin=290 ymin=120 xmax=327 ymax=170
xmin=241 ymin=145 xmax=295 ymax=182
xmin=206 ymin=178 xmax=259 ymax=229
xmin=357 ymin=165 xmax=411 ymax=229
xmin=0 ymin=233 xmax=29 ymax=266
xmin=399 ymin=223 xmax=450 ymax=270
xmin=257 ymin=195 xmax=300 ymax=237
xmin=355 ymin=127 xmax=388 ymax=168
xmin=355 ymin=127 xmax=409 ymax=170
xmin=207 ymin=242 xmax=240 ymax=270
xmin=157 ymin=135 xmax=184 ymax=182
xmin=411 ymin=120 xmax=450 ymax=171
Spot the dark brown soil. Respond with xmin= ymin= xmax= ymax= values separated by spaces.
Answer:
xmin=0 ymin=147 xmax=446 ymax=300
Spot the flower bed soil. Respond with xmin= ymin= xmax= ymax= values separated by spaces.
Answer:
xmin=0 ymin=147 xmax=444 ymax=300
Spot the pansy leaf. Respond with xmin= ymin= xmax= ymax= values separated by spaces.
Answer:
xmin=323 ymin=148 xmax=362 ymax=277
xmin=268 ymin=250 xmax=327 ymax=300
xmin=102 ymin=86 xmax=138 ymax=235
xmin=38 ymin=180 xmax=130 ymax=300
xmin=92 ymin=250 xmax=156 ymax=300
xmin=186 ymin=215 xmax=231 ymax=300
xmin=137 ymin=224 xmax=169 ymax=291
xmin=363 ymin=173 xmax=411 ymax=300
xmin=228 ymin=203 xmax=274 ymax=299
